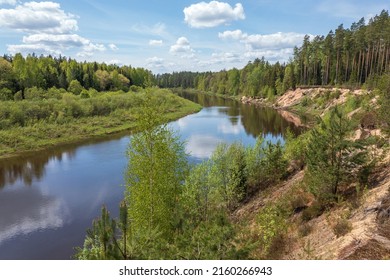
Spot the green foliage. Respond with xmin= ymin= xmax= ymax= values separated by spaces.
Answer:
xmin=209 ymin=142 xmax=247 ymax=210
xmin=305 ymin=106 xmax=368 ymax=202
xmin=125 ymin=92 xmax=189 ymax=240
xmin=75 ymin=206 xmax=119 ymax=260
xmin=0 ymin=88 xmax=13 ymax=101
xmin=282 ymin=64 xmax=295 ymax=91
xmin=13 ymin=90 xmax=23 ymax=101
xmin=0 ymin=54 xmax=153 ymax=96
xmin=24 ymin=86 xmax=45 ymax=100
xmin=344 ymin=94 xmax=361 ymax=113
xmin=301 ymin=201 xmax=325 ymax=221
xmin=377 ymin=72 xmax=390 ymax=130
xmin=332 ymin=218 xmax=352 ymax=237
xmin=0 ymin=88 xmax=200 ymax=157
xmin=181 ymin=161 xmax=214 ymax=224
xmin=301 ymin=96 xmax=310 ymax=107
xmin=0 ymin=57 xmax=14 ymax=90
xmin=284 ymin=128 xmax=309 ymax=169
xmin=170 ymin=213 xmax=242 ymax=260
xmin=68 ymin=79 xmax=84 ymax=95
xmin=257 ymin=204 xmax=288 ymax=254
xmin=245 ymin=137 xmax=288 ymax=190
xmin=331 ymin=90 xmax=342 ymax=100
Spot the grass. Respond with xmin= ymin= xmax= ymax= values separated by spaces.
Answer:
xmin=0 ymin=89 xmax=201 ymax=159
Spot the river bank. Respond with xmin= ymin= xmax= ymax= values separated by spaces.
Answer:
xmin=232 ymin=87 xmax=390 ymax=259
xmin=0 ymin=90 xmax=201 ymax=160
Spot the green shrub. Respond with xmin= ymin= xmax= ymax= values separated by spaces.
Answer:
xmin=332 ymin=218 xmax=352 ymax=237
xmin=344 ymin=95 xmax=361 ymax=113
xmin=14 ymin=91 xmax=23 ymax=101
xmin=331 ymin=90 xmax=341 ymax=99
xmin=68 ymin=80 xmax=84 ymax=95
xmin=0 ymin=88 xmax=13 ymax=100
xmin=24 ymin=87 xmax=45 ymax=100
xmin=301 ymin=97 xmax=310 ymax=107
xmin=298 ymin=223 xmax=312 ymax=237
xmin=301 ymin=201 xmax=325 ymax=221
xmin=257 ymin=205 xmax=288 ymax=254
xmin=130 ymin=85 xmax=143 ymax=92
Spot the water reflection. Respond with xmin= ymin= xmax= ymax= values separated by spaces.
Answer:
xmin=0 ymin=187 xmax=67 ymax=245
xmin=185 ymin=135 xmax=224 ymax=159
xmin=176 ymin=90 xmax=303 ymax=138
xmin=0 ymin=150 xmax=76 ymax=188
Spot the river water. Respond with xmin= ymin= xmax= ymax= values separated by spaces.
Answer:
xmin=0 ymin=92 xmax=302 ymax=259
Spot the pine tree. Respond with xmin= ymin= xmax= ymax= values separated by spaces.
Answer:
xmin=305 ymin=106 xmax=367 ymax=202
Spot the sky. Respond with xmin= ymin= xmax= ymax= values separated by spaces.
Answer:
xmin=0 ymin=0 xmax=389 ymax=73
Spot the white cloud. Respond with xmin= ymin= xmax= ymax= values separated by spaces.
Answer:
xmin=217 ymin=30 xmax=308 ymax=63
xmin=132 ymin=22 xmax=167 ymax=36
xmin=0 ymin=1 xmax=78 ymax=34
xmin=244 ymin=48 xmax=295 ymax=63
xmin=83 ymin=42 xmax=105 ymax=52
xmin=149 ymin=39 xmax=163 ymax=46
xmin=8 ymin=33 xmax=106 ymax=56
xmin=107 ymin=59 xmax=121 ymax=65
xmin=108 ymin=43 xmax=118 ymax=50
xmin=76 ymin=51 xmax=92 ymax=57
xmin=218 ymin=29 xmax=247 ymax=40
xmin=146 ymin=56 xmax=165 ymax=69
xmin=170 ymin=37 xmax=194 ymax=55
xmin=22 ymin=34 xmax=89 ymax=48
xmin=210 ymin=52 xmax=242 ymax=64
xmin=7 ymin=43 xmax=62 ymax=56
xmin=219 ymin=30 xmax=307 ymax=50
xmin=184 ymin=1 xmax=245 ymax=28
xmin=0 ymin=0 xmax=17 ymax=5
xmin=244 ymin=32 xmax=307 ymax=50
xmin=218 ymin=123 xmax=242 ymax=135
xmin=2 ymin=2 xmax=106 ymax=58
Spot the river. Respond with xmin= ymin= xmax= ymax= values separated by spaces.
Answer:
xmin=0 ymin=91 xmax=302 ymax=259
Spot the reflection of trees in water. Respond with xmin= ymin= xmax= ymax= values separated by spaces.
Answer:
xmin=0 ymin=149 xmax=76 ymax=189
xmin=178 ymin=90 xmax=303 ymax=138
xmin=239 ymin=104 xmax=303 ymax=138
xmin=0 ymin=128 xmax=131 ymax=189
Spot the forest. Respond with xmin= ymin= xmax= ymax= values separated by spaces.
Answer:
xmin=155 ymin=10 xmax=390 ymax=97
xmin=0 ymin=53 xmax=154 ymax=101
xmin=1 ymin=11 xmax=389 ymax=101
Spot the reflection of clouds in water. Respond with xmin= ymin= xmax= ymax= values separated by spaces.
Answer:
xmin=203 ymin=107 xmax=228 ymax=117
xmin=84 ymin=182 xmax=116 ymax=218
xmin=176 ymin=117 xmax=189 ymax=129
xmin=186 ymin=135 xmax=223 ymax=159
xmin=218 ymin=122 xmax=242 ymax=135
xmin=0 ymin=188 xmax=68 ymax=245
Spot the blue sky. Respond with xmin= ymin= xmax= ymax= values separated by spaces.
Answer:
xmin=0 ymin=0 xmax=388 ymax=73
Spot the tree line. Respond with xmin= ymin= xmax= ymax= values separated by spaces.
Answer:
xmin=1 ymin=10 xmax=388 ymax=102
xmin=0 ymin=53 xmax=154 ymax=100
xmin=155 ymin=10 xmax=390 ymax=97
